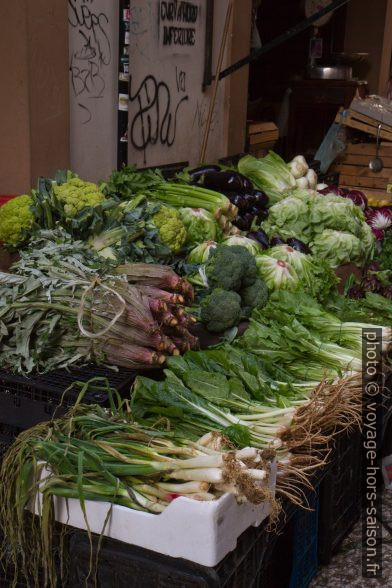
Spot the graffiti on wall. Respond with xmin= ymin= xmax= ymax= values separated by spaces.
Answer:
xmin=129 ymin=67 xmax=189 ymax=163
xmin=68 ymin=0 xmax=111 ymax=124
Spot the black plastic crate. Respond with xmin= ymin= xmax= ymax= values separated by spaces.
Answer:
xmin=0 ymin=521 xmax=70 ymax=588
xmin=68 ymin=515 xmax=294 ymax=588
xmin=0 ymin=366 xmax=136 ymax=430
xmin=0 ymin=422 xmax=23 ymax=463
xmin=318 ymin=430 xmax=362 ymax=565
xmin=289 ymin=489 xmax=319 ymax=588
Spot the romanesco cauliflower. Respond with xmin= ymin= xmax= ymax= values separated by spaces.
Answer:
xmin=0 ymin=195 xmax=34 ymax=246
xmin=53 ymin=177 xmax=105 ymax=217
xmin=152 ymin=206 xmax=187 ymax=253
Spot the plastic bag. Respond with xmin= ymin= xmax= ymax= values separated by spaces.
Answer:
xmin=314 ymin=110 xmax=347 ymax=174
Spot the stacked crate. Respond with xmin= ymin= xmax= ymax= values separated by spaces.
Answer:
xmin=331 ymin=142 xmax=392 ymax=205
xmin=247 ymin=122 xmax=279 ymax=158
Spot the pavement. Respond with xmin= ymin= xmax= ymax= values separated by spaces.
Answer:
xmin=311 ymin=489 xmax=392 ymax=587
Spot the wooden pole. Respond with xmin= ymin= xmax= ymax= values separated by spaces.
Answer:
xmin=199 ymin=1 xmax=233 ymax=164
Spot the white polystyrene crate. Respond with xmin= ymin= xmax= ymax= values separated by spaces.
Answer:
xmin=30 ymin=460 xmax=276 ymax=567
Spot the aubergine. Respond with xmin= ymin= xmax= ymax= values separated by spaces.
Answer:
xmin=232 ymin=215 xmax=249 ymax=231
xmin=202 ymin=171 xmax=252 ymax=194
xmin=270 ymin=236 xmax=286 ymax=246
xmin=242 ymin=193 xmax=256 ymax=208
xmin=286 ymin=238 xmax=311 ymax=254
xmin=247 ymin=230 xmax=270 ymax=250
xmin=257 ymin=209 xmax=269 ymax=222
xmin=188 ymin=165 xmax=221 ymax=181
xmin=253 ymin=191 xmax=269 ymax=208
xmin=226 ymin=192 xmax=247 ymax=209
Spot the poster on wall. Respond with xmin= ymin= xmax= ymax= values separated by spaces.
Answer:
xmin=128 ymin=0 xmax=226 ymax=168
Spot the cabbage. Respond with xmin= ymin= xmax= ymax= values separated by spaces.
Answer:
xmin=263 ymin=194 xmax=312 ymax=242
xmin=310 ymin=230 xmax=363 ymax=267
xmin=267 ymin=244 xmax=313 ymax=276
xmin=255 ymin=255 xmax=298 ymax=290
xmin=187 ymin=240 xmax=217 ymax=264
xmin=238 ymin=152 xmax=296 ymax=204
xmin=179 ymin=208 xmax=218 ymax=245
xmin=223 ymin=235 xmax=261 ymax=256
xmin=309 ymin=197 xmax=364 ymax=237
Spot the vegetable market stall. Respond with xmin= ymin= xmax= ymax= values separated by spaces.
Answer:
xmin=0 ymin=152 xmax=389 ymax=587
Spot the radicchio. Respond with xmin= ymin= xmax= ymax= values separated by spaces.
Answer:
xmin=343 ymin=190 xmax=368 ymax=210
xmin=366 ymin=208 xmax=392 ymax=232
xmin=317 ymin=184 xmax=345 ymax=196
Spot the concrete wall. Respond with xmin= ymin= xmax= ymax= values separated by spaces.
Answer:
xmin=0 ymin=1 xmax=69 ymax=194
xmin=68 ymin=0 xmax=119 ymax=181
xmin=127 ymin=0 xmax=252 ymax=168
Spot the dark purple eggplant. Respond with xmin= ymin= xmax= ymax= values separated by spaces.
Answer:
xmin=232 ymin=216 xmax=249 ymax=231
xmin=242 ymin=193 xmax=256 ymax=208
xmin=286 ymin=238 xmax=311 ymax=254
xmin=202 ymin=171 xmax=252 ymax=194
xmin=270 ymin=236 xmax=286 ymax=246
xmin=253 ymin=191 xmax=269 ymax=208
xmin=257 ymin=209 xmax=269 ymax=222
xmin=249 ymin=205 xmax=262 ymax=217
xmin=242 ymin=213 xmax=254 ymax=231
xmin=247 ymin=230 xmax=270 ymax=250
xmin=188 ymin=165 xmax=220 ymax=181
xmin=226 ymin=192 xmax=247 ymax=210
xmin=236 ymin=173 xmax=254 ymax=193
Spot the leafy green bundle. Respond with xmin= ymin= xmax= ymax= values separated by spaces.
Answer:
xmin=0 ymin=234 xmax=197 ymax=373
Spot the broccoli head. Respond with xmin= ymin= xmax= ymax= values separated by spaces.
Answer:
xmin=0 ymin=195 xmax=34 ymax=246
xmin=53 ymin=177 xmax=105 ymax=217
xmin=205 ymin=244 xmax=257 ymax=291
xmin=200 ymin=288 xmax=242 ymax=333
xmin=152 ymin=206 xmax=187 ymax=254
xmin=240 ymin=278 xmax=269 ymax=317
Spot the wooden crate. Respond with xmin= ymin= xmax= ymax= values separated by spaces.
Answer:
xmin=331 ymin=142 xmax=392 ymax=192
xmin=247 ymin=121 xmax=278 ymax=157
xmin=335 ymin=108 xmax=392 ymax=142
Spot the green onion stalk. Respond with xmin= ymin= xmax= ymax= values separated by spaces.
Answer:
xmin=0 ymin=385 xmax=278 ymax=587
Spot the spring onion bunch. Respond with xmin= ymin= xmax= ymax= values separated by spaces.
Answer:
xmin=0 ymin=384 xmax=277 ymax=586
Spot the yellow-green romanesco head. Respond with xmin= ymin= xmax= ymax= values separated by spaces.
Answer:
xmin=153 ymin=206 xmax=187 ymax=253
xmin=53 ymin=177 xmax=105 ymax=217
xmin=0 ymin=195 xmax=34 ymax=246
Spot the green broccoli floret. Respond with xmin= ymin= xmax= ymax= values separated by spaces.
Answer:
xmin=152 ymin=206 xmax=187 ymax=253
xmin=240 ymin=279 xmax=269 ymax=317
xmin=205 ymin=244 xmax=257 ymax=291
xmin=53 ymin=177 xmax=105 ymax=217
xmin=226 ymin=245 xmax=258 ymax=287
xmin=200 ymin=288 xmax=242 ymax=333
xmin=0 ymin=195 xmax=35 ymax=246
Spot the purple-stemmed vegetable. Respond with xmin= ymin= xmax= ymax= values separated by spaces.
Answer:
xmin=348 ymin=285 xmax=365 ymax=299
xmin=253 ymin=191 xmax=269 ymax=208
xmin=343 ymin=190 xmax=368 ymax=210
xmin=286 ymin=237 xmax=311 ymax=254
xmin=365 ymin=261 xmax=381 ymax=273
xmin=270 ymin=236 xmax=286 ymax=246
